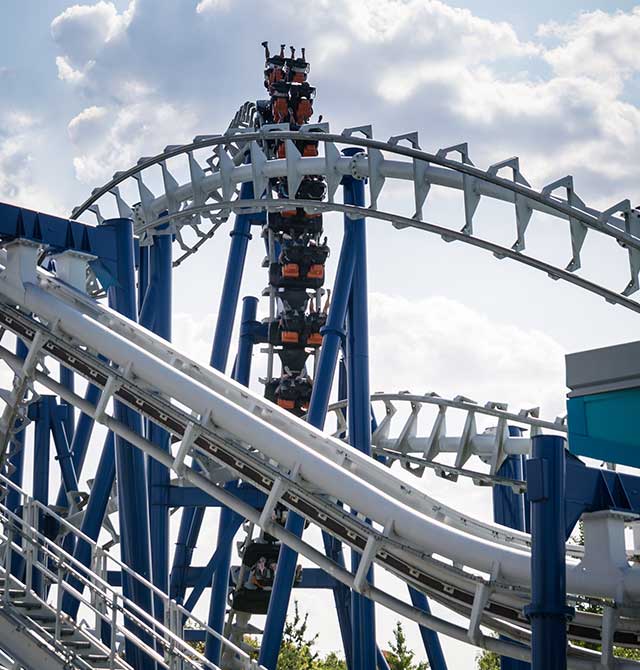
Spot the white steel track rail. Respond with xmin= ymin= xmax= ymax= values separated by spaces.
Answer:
xmin=0 ymin=259 xmax=638 ymax=667
xmin=71 ymin=121 xmax=640 ymax=311
xmin=10 ymin=265 xmax=563 ymax=555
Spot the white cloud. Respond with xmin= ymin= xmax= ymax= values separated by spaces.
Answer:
xmin=196 ymin=0 xmax=231 ymax=13
xmin=368 ymin=292 xmax=566 ymax=419
xmin=539 ymin=8 xmax=640 ymax=91
xmin=68 ymin=102 xmax=198 ymax=183
xmin=51 ymin=1 xmax=134 ymax=70
xmin=49 ymin=0 xmax=640 ymax=203
xmin=0 ymin=112 xmax=62 ymax=212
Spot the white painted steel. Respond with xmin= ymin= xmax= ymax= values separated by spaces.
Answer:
xmin=0 ymin=300 xmax=638 ymax=667
xmin=0 ymin=270 xmax=636 ymax=606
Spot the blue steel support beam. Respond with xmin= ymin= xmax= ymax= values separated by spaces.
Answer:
xmin=210 ymin=181 xmax=255 ymax=373
xmin=205 ymin=296 xmax=257 ymax=665
xmin=183 ymin=516 xmax=244 ymax=613
xmin=151 ymin=484 xmax=265 ymax=507
xmin=0 ymin=201 xmax=120 ymax=288
xmin=30 ymin=397 xmax=51 ymax=596
xmin=140 ymin=228 xmax=172 ymax=623
xmin=62 ymin=433 xmax=115 ymax=618
xmin=525 ymin=436 xmax=574 ymax=670
xmin=59 ymin=366 xmax=74 ymax=444
xmin=260 ymin=213 xmax=358 ymax=670
xmin=138 ymin=244 xmax=150 ymax=313
xmin=55 ymin=382 xmax=101 ymax=509
xmin=408 ymin=589 xmax=447 ymax=670
xmin=494 ymin=428 xmax=529 ymax=670
xmin=49 ymin=399 xmax=79 ymax=504
xmin=343 ymin=151 xmax=376 ymax=670
xmin=107 ymin=218 xmax=154 ymax=669
xmin=31 ymin=398 xmax=51 ymax=508
xmin=170 ymin=179 xmax=255 ymax=605
xmin=7 ymin=339 xmax=27 ymax=519
xmin=171 ymin=506 xmax=206 ymax=603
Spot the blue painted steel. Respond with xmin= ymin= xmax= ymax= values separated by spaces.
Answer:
xmin=235 ymin=296 xmax=259 ymax=385
xmin=31 ymin=397 xmax=51 ymax=596
xmin=205 ymin=295 xmax=257 ymax=665
xmin=55 ymin=382 xmax=101 ymax=509
xmin=408 ymin=589 xmax=447 ymax=670
xmin=525 ymin=436 xmax=574 ymax=670
xmin=151 ymin=484 xmax=265 ymax=507
xmin=59 ymin=366 xmax=74 ymax=443
xmin=0 ymin=201 xmax=120 ymax=287
xmin=343 ymin=150 xmax=376 ymax=670
xmin=31 ymin=398 xmax=51 ymax=507
xmin=204 ymin=487 xmax=244 ymax=664
xmin=171 ymin=506 xmax=205 ymax=602
xmin=62 ymin=433 xmax=115 ymax=618
xmin=563 ymin=452 xmax=640 ymax=537
xmin=139 ymin=228 xmax=172 ymax=623
xmin=170 ymin=179 xmax=256 ymax=606
xmin=259 ymin=512 xmax=306 ymax=670
xmin=183 ymin=516 xmax=243 ymax=613
xmin=7 ymin=340 xmax=27 ymax=518
xmin=494 ymin=428 xmax=528 ymax=670
xmin=210 ymin=180 xmax=255 ymax=373
xmin=49 ymin=399 xmax=80 ymax=503
xmin=104 ymin=218 xmax=154 ymax=669
xmin=260 ymin=210 xmax=358 ymax=670
xmin=109 ymin=566 xmax=336 ymax=590
xmin=138 ymin=243 xmax=150 ymax=312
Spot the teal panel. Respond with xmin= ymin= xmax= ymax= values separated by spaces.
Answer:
xmin=567 ymin=388 xmax=640 ymax=467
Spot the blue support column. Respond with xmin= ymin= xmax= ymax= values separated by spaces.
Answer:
xmin=62 ymin=433 xmax=115 ymax=618
xmin=183 ymin=516 xmax=244 ymax=613
xmin=49 ymin=399 xmax=80 ymax=503
xmin=343 ymin=151 xmax=376 ymax=670
xmin=494 ymin=428 xmax=529 ymax=670
xmin=210 ymin=181 xmax=255 ymax=373
xmin=31 ymin=396 xmax=51 ymax=596
xmin=7 ymin=339 xmax=28 ymax=517
xmin=138 ymin=243 xmax=150 ymax=312
xmin=55 ymin=382 xmax=102 ymax=509
xmin=105 ymin=218 xmax=154 ymax=669
xmin=408 ymin=588 xmax=447 ymax=670
xmin=59 ymin=366 xmax=75 ymax=444
xmin=139 ymin=228 xmax=172 ymax=623
xmin=525 ymin=436 xmax=574 ymax=670
xmin=31 ymin=398 xmax=51 ymax=507
xmin=170 ymin=180 xmax=255 ymax=605
xmin=205 ymin=296 xmax=257 ymax=665
xmin=260 ymin=216 xmax=358 ymax=670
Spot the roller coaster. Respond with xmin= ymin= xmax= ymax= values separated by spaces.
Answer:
xmin=0 ymin=44 xmax=638 ymax=670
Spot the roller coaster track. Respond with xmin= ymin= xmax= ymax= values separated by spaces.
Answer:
xmin=70 ymin=111 xmax=640 ymax=315
xmin=0 ymin=102 xmax=636 ymax=668
xmin=0 ymin=246 xmax=638 ymax=669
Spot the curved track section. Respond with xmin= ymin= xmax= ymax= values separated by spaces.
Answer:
xmin=0 ymin=253 xmax=639 ymax=668
xmin=71 ymin=123 xmax=640 ymax=313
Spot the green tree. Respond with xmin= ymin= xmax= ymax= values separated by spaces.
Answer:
xmin=475 ymin=650 xmax=500 ymax=670
xmin=316 ymin=651 xmax=348 ymax=669
xmin=277 ymin=601 xmax=319 ymax=670
xmin=384 ymin=621 xmax=429 ymax=670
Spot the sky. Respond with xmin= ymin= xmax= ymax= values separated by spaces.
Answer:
xmin=2 ymin=0 xmax=640 ymax=667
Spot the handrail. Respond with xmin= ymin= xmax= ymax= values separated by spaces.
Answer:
xmin=0 ymin=475 xmax=263 ymax=670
